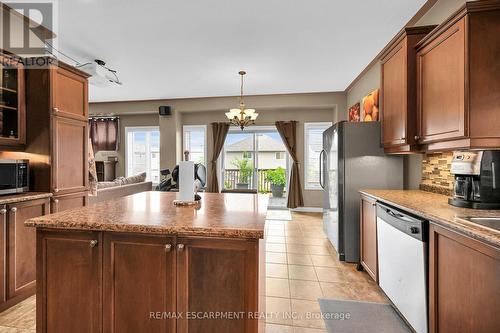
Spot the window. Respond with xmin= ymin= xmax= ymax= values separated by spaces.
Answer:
xmin=183 ymin=125 xmax=207 ymax=165
xmin=125 ymin=127 xmax=160 ymax=184
xmin=276 ymin=152 xmax=285 ymax=160
xmin=304 ymin=122 xmax=332 ymax=189
xmin=243 ymin=151 xmax=252 ymax=159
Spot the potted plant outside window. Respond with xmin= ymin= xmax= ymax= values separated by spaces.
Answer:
xmin=266 ymin=167 xmax=286 ymax=197
xmin=232 ymin=156 xmax=253 ymax=189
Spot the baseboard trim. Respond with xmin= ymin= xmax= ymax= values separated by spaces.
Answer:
xmin=291 ymin=207 xmax=323 ymax=213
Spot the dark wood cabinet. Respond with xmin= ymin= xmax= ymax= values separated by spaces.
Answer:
xmin=380 ymin=26 xmax=435 ymax=154
xmin=51 ymin=65 xmax=88 ymax=122
xmin=7 ymin=199 xmax=49 ymax=300
xmin=429 ymin=223 xmax=500 ymax=333
xmin=51 ymin=116 xmax=88 ymax=195
xmin=359 ymin=194 xmax=378 ymax=282
xmin=0 ymin=198 xmax=50 ymax=312
xmin=37 ymin=231 xmax=262 ymax=333
xmin=0 ymin=205 xmax=6 ymax=303
xmin=51 ymin=191 xmax=88 ymax=214
xmin=177 ymin=237 xmax=259 ymax=333
xmin=37 ymin=230 xmax=102 ymax=333
xmin=0 ymin=53 xmax=26 ymax=148
xmin=416 ymin=2 xmax=500 ymax=151
xmin=103 ymin=233 xmax=176 ymax=333
xmin=25 ymin=59 xmax=89 ymax=206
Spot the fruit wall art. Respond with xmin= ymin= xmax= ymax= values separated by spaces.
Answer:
xmin=362 ymin=89 xmax=379 ymax=122
xmin=348 ymin=102 xmax=360 ymax=122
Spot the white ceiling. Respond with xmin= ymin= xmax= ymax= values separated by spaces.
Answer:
xmin=56 ymin=0 xmax=426 ymax=102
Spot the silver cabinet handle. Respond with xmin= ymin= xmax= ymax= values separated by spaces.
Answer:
xmin=54 ymin=188 xmax=59 ymax=193
xmin=10 ymin=207 xmax=17 ymax=213
xmin=177 ymin=244 xmax=185 ymax=251
xmin=52 ymin=107 xmax=59 ymax=113
xmin=414 ymin=135 xmax=420 ymax=140
xmin=89 ymin=240 xmax=98 ymax=248
xmin=165 ymin=244 xmax=172 ymax=252
xmin=0 ymin=209 xmax=6 ymax=215
xmin=52 ymin=199 xmax=59 ymax=203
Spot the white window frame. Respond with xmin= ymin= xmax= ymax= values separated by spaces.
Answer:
xmin=124 ymin=126 xmax=160 ymax=183
xmin=182 ymin=125 xmax=207 ymax=165
xmin=304 ymin=122 xmax=332 ymax=190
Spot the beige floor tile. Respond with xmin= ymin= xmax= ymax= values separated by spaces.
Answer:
xmin=349 ymin=282 xmax=390 ymax=303
xmin=310 ymin=255 xmax=338 ymax=268
xmin=290 ymin=299 xmax=326 ymax=329
xmin=301 ymin=232 xmax=326 ymax=239
xmin=0 ymin=326 xmax=35 ymax=333
xmin=266 ymin=278 xmax=290 ymax=298
xmin=286 ymin=244 xmax=309 ymax=254
xmin=341 ymin=265 xmax=373 ymax=284
xmin=299 ymin=238 xmax=329 ymax=246
xmin=267 ymin=263 xmax=289 ymax=279
xmin=314 ymin=267 xmax=347 ymax=283
xmin=267 ymin=243 xmax=287 ymax=253
xmin=285 ymin=237 xmax=308 ymax=245
xmin=266 ymin=323 xmax=294 ymax=333
xmin=289 ymin=280 xmax=323 ymax=300
xmin=285 ymin=230 xmax=302 ymax=237
xmin=287 ymin=254 xmax=313 ymax=266
xmin=319 ymin=282 xmax=357 ymax=301
xmin=288 ymin=265 xmax=318 ymax=281
xmin=266 ymin=297 xmax=292 ymax=326
xmin=267 ymin=229 xmax=286 ymax=236
xmin=293 ymin=327 xmax=327 ymax=333
xmin=267 ymin=236 xmax=287 ymax=244
xmin=305 ymin=245 xmax=331 ymax=255
xmin=266 ymin=252 xmax=288 ymax=264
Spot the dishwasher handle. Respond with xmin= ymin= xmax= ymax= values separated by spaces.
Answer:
xmin=377 ymin=203 xmax=428 ymax=242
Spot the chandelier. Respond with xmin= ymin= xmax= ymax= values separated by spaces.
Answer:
xmin=226 ymin=71 xmax=258 ymax=130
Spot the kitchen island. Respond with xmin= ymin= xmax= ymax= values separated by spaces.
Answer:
xmin=26 ymin=191 xmax=267 ymax=333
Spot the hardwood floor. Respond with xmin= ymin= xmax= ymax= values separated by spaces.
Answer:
xmin=0 ymin=212 xmax=387 ymax=332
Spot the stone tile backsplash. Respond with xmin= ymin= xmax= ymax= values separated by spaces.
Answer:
xmin=421 ymin=152 xmax=454 ymax=194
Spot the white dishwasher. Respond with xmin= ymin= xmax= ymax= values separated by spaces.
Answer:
xmin=377 ymin=203 xmax=428 ymax=333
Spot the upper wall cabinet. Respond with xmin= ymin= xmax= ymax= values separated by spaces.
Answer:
xmin=416 ymin=1 xmax=500 ymax=151
xmin=380 ymin=25 xmax=436 ymax=154
xmin=0 ymin=53 xmax=25 ymax=148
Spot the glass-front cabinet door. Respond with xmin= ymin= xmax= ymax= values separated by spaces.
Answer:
xmin=0 ymin=54 xmax=25 ymax=147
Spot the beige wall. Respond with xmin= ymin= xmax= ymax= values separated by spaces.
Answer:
xmin=94 ymin=113 xmax=159 ymax=178
xmin=90 ymin=92 xmax=345 ymax=207
xmin=344 ymin=0 xmax=468 ymax=190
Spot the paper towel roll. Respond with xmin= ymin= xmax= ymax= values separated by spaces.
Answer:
xmin=179 ymin=161 xmax=195 ymax=201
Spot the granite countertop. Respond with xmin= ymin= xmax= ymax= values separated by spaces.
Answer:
xmin=25 ymin=192 xmax=268 ymax=239
xmin=360 ymin=189 xmax=500 ymax=248
xmin=0 ymin=192 xmax=53 ymax=205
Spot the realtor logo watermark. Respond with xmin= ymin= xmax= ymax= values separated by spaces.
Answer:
xmin=1 ymin=0 xmax=58 ymax=59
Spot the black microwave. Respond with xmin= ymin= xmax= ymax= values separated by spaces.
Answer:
xmin=0 ymin=159 xmax=29 ymax=195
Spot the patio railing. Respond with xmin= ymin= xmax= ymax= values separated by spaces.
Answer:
xmin=224 ymin=169 xmax=277 ymax=192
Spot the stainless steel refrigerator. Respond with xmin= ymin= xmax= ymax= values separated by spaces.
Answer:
xmin=321 ymin=121 xmax=403 ymax=263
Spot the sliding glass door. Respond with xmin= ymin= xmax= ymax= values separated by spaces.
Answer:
xmin=222 ymin=127 xmax=289 ymax=208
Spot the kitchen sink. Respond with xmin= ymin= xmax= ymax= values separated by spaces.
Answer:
xmin=459 ymin=217 xmax=500 ymax=231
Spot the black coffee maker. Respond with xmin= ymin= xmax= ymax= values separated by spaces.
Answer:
xmin=449 ymin=151 xmax=500 ymax=209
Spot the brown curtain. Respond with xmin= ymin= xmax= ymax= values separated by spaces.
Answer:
xmin=275 ymin=121 xmax=304 ymax=208
xmin=89 ymin=117 xmax=120 ymax=153
xmin=207 ymin=122 xmax=230 ymax=192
